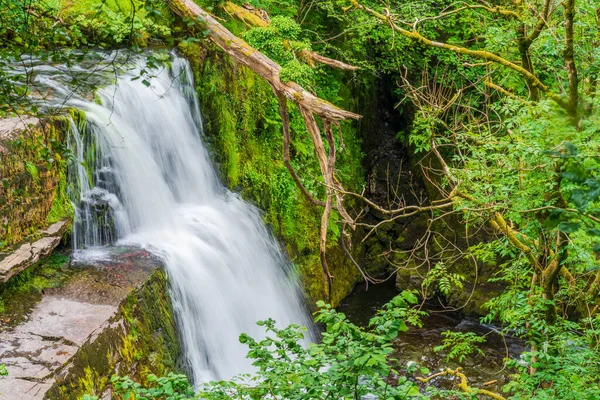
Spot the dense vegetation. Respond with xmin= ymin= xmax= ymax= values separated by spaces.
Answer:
xmin=1 ymin=0 xmax=600 ymax=398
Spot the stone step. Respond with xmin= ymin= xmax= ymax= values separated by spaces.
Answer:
xmin=0 ymin=220 xmax=70 ymax=283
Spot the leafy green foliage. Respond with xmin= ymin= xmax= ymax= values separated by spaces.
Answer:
xmin=4 ymin=0 xmax=600 ymax=398
xmin=112 ymin=372 xmax=194 ymax=399
xmin=433 ymin=331 xmax=486 ymax=363
xmin=243 ymin=16 xmax=315 ymax=88
xmin=502 ymin=315 xmax=600 ymax=399
xmin=109 ymin=292 xmax=431 ymax=399
xmin=63 ymin=0 xmax=172 ymax=46
xmin=422 ymin=262 xmax=465 ymax=296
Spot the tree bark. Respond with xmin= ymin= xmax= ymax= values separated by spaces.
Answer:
xmin=516 ymin=0 xmax=553 ymax=102
xmin=168 ymin=0 xmax=361 ymax=122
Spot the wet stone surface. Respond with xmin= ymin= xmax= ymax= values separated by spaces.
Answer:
xmin=0 ymin=247 xmax=160 ymax=400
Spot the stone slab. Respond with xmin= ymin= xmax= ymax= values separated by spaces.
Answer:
xmin=0 ymin=247 xmax=160 ymax=400
xmin=40 ymin=221 xmax=70 ymax=237
xmin=0 ymin=220 xmax=69 ymax=283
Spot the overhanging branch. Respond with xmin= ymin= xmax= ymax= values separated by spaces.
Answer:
xmin=168 ymin=0 xmax=362 ymax=122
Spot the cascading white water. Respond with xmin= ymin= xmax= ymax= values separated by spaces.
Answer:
xmin=24 ymin=54 xmax=314 ymax=383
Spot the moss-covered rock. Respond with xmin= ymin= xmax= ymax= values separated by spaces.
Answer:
xmin=179 ymin=42 xmax=365 ymax=306
xmin=0 ymin=252 xmax=71 ymax=328
xmin=46 ymin=268 xmax=181 ymax=399
xmin=0 ymin=117 xmax=73 ymax=251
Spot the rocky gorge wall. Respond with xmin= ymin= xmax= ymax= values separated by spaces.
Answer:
xmin=179 ymin=43 xmax=365 ymax=306
xmin=0 ymin=116 xmax=72 ymax=251
xmin=354 ymin=74 xmax=503 ymax=316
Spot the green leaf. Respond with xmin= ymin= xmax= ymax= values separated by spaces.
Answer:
xmin=401 ymin=291 xmax=418 ymax=304
xmin=406 ymin=384 xmax=421 ymax=397
xmin=557 ymin=221 xmax=581 ymax=233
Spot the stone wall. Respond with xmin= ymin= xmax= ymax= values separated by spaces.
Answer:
xmin=0 ymin=116 xmax=72 ymax=251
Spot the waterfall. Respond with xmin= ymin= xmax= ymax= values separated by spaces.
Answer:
xmin=30 ymin=54 xmax=314 ymax=383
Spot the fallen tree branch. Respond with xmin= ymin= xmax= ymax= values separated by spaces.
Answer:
xmin=275 ymin=90 xmax=328 ymax=207
xmin=296 ymin=47 xmax=360 ymax=71
xmin=224 ymin=1 xmax=359 ymax=71
xmin=167 ymin=0 xmax=361 ymax=301
xmin=169 ymin=0 xmax=361 ymax=122
xmin=418 ymin=367 xmax=507 ymax=400
xmin=223 ymin=2 xmax=270 ymax=27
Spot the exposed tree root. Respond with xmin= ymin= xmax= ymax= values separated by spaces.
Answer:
xmin=418 ymin=367 xmax=507 ymax=400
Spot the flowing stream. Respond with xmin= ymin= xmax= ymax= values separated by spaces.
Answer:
xmin=19 ymin=53 xmax=314 ymax=383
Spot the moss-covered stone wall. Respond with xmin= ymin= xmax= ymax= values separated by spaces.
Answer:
xmin=0 ymin=117 xmax=73 ymax=251
xmin=179 ymin=43 xmax=365 ymax=306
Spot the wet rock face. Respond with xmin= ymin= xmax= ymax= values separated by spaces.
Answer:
xmin=0 ymin=248 xmax=181 ymax=400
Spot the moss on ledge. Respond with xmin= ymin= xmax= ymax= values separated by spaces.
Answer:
xmin=0 ymin=252 xmax=71 ymax=328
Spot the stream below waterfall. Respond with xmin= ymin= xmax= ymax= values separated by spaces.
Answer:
xmin=337 ymin=278 xmax=526 ymax=392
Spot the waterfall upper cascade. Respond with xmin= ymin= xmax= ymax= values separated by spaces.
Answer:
xmin=27 ymin=54 xmax=314 ymax=383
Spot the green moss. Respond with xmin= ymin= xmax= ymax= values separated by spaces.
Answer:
xmin=0 ymin=116 xmax=73 ymax=248
xmin=46 ymin=164 xmax=73 ymax=224
xmin=189 ymin=46 xmax=365 ymax=305
xmin=0 ymin=253 xmax=71 ymax=327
